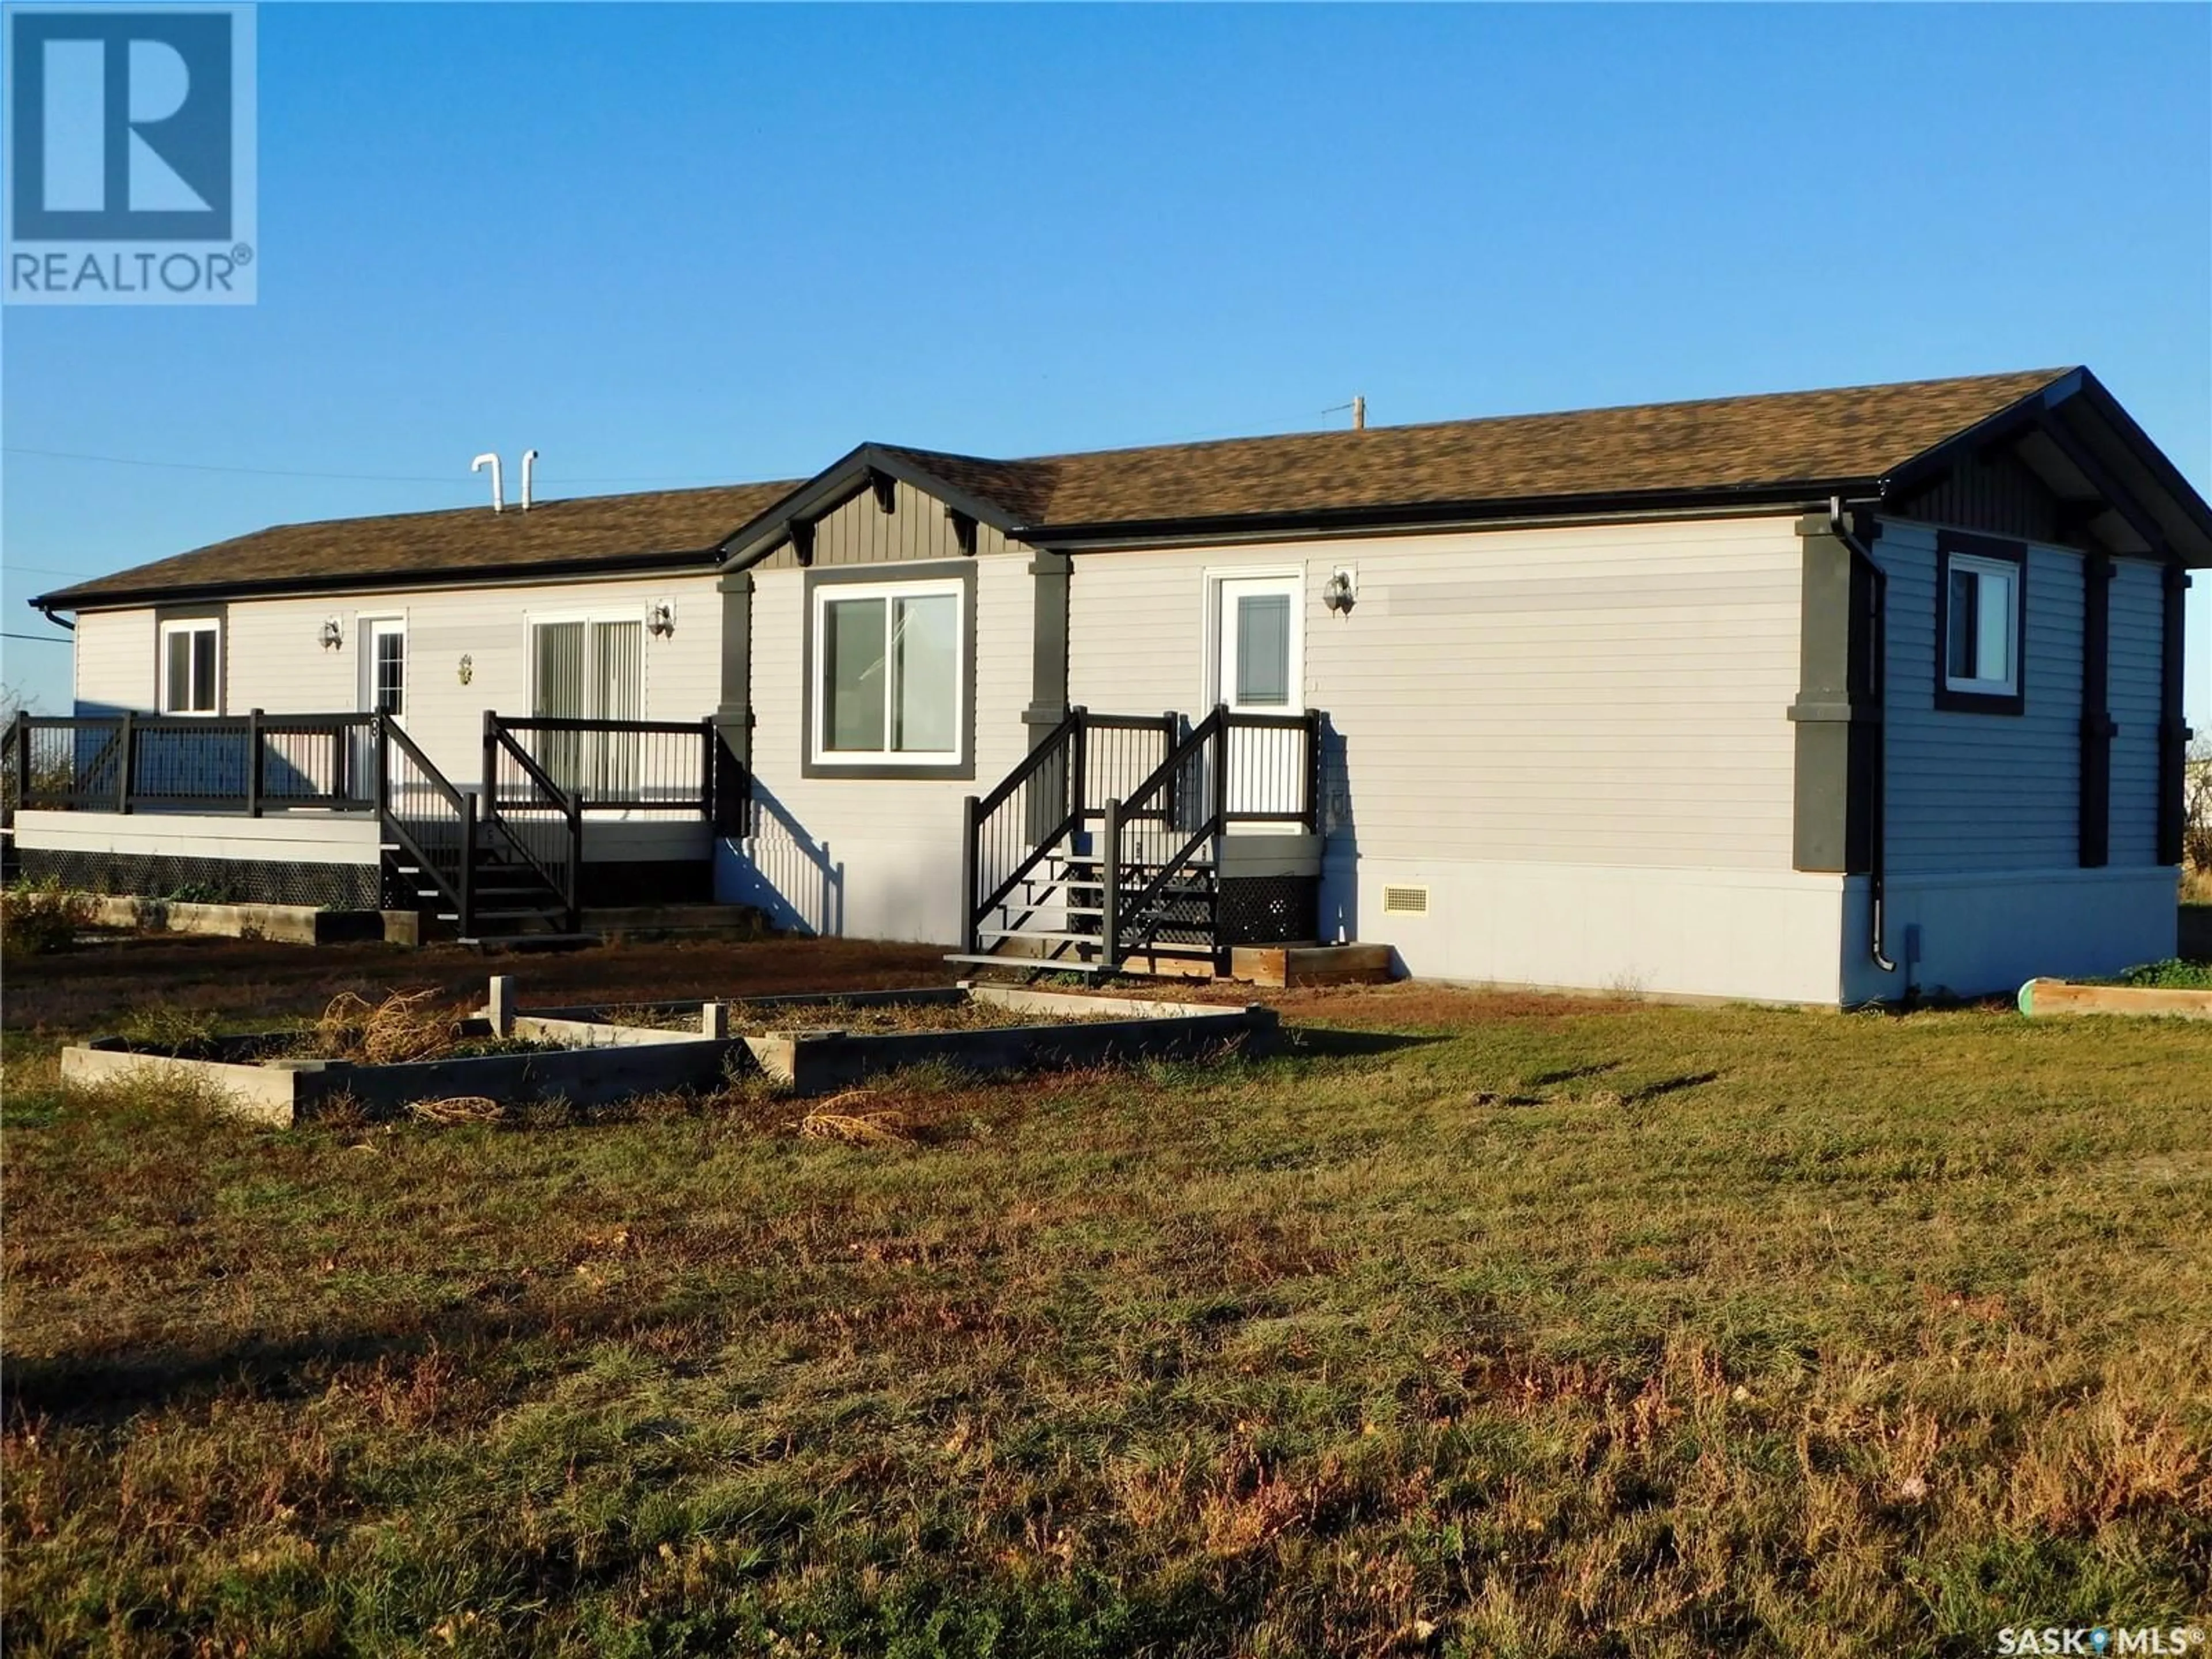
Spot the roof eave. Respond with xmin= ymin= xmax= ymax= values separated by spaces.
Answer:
xmin=1014 ymin=479 xmax=1881 ymax=551
xmin=31 ymin=544 xmax=728 ymax=613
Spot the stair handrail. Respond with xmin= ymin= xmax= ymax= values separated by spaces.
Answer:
xmin=963 ymin=707 xmax=1087 ymax=948
xmin=375 ymin=715 xmax=476 ymax=934
xmin=1105 ymin=704 xmax=1228 ymax=963
xmin=483 ymin=715 xmax=582 ymax=932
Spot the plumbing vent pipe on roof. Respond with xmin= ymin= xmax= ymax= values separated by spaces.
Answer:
xmin=472 ymin=452 xmax=504 ymax=513
xmin=1352 ymin=395 xmax=1366 ymax=430
xmin=521 ymin=449 xmax=538 ymax=511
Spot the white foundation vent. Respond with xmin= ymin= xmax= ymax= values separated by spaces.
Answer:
xmin=1381 ymin=884 xmax=1430 ymax=916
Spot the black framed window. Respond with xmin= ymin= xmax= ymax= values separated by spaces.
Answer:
xmin=1934 ymin=532 xmax=2026 ymax=715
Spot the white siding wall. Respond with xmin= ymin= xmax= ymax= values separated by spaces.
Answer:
xmin=71 ymin=608 xmax=156 ymax=714
xmin=73 ymin=575 xmax=724 ymax=788
xmin=1877 ymin=521 xmax=2083 ymax=874
xmin=2106 ymin=557 xmax=2165 ymax=867
xmin=726 ymin=551 xmax=1035 ymax=944
xmin=1068 ymin=515 xmax=1846 ymax=1000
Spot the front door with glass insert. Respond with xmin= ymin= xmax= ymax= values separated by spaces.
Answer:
xmin=1213 ymin=574 xmax=1302 ymax=824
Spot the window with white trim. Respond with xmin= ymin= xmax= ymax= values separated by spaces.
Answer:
xmin=1940 ymin=547 xmax=2022 ymax=705
xmin=810 ymin=577 xmax=964 ymax=764
xmin=159 ymin=619 xmax=220 ymax=714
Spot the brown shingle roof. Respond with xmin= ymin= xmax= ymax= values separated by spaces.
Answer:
xmin=36 ymin=478 xmax=804 ymax=608
xmin=876 ymin=368 xmax=2075 ymax=535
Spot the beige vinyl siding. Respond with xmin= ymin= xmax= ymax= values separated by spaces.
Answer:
xmin=1876 ymin=520 xmax=2083 ymax=876
xmin=741 ymin=546 xmax=1032 ymax=942
xmin=187 ymin=573 xmax=719 ymax=786
xmin=71 ymin=607 xmax=158 ymax=715
xmin=2106 ymin=557 xmax=2166 ymax=866
xmin=755 ymin=478 xmax=1011 ymax=571
xmin=1067 ymin=516 xmax=1805 ymax=869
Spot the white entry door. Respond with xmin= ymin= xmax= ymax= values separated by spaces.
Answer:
xmin=1213 ymin=574 xmax=1302 ymax=824
xmin=361 ymin=619 xmax=407 ymax=722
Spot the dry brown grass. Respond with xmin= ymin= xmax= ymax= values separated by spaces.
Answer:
xmin=312 ymin=988 xmax=464 ymax=1065
xmin=797 ymin=1089 xmax=918 ymax=1146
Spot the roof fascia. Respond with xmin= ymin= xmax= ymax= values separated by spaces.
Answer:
xmin=1017 ymin=480 xmax=1875 ymax=553
xmin=31 ymin=546 xmax=725 ymax=615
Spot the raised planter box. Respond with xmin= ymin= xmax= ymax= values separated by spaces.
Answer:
xmin=59 ymin=978 xmax=1277 ymax=1124
xmin=525 ymin=983 xmax=1278 ymax=1096
xmin=2017 ymin=978 xmax=2212 ymax=1021
xmin=59 ymin=1015 xmax=741 ymax=1126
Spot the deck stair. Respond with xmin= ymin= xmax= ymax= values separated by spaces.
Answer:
xmin=952 ymin=704 xmax=1319 ymax=979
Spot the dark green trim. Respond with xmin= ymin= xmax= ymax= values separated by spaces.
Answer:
xmin=2079 ymin=551 xmax=2114 ymax=867
xmin=2157 ymin=562 xmax=2192 ymax=865
xmin=1932 ymin=531 xmax=2027 ymax=717
xmin=798 ymin=560 xmax=978 ymax=782
xmin=714 ymin=569 xmax=752 ymax=770
xmin=1789 ymin=513 xmax=1880 ymax=873
xmin=1025 ymin=551 xmax=1070 ymax=744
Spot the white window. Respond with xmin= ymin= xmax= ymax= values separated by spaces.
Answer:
xmin=159 ymin=619 xmax=219 ymax=714
xmin=810 ymin=578 xmax=964 ymax=765
xmin=1943 ymin=551 xmax=2020 ymax=698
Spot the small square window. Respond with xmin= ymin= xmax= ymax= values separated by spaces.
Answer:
xmin=1935 ymin=537 xmax=2025 ymax=714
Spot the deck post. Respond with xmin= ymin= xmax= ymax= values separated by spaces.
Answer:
xmin=11 ymin=711 xmax=30 ymax=807
xmin=1067 ymin=707 xmax=1088 ymax=831
xmin=1101 ymin=797 xmax=1122 ymax=970
xmin=459 ymin=793 xmax=478 ymax=936
xmin=115 ymin=712 xmax=135 ymax=814
xmin=481 ymin=712 xmax=498 ymax=817
xmin=959 ymin=794 xmax=980 ymax=955
xmin=373 ymin=717 xmax=390 ymax=819
xmin=698 ymin=716 xmax=715 ymax=822
xmin=564 ymin=789 xmax=582 ymax=934
xmin=246 ymin=709 xmax=264 ymax=817
xmin=1209 ymin=704 xmax=1230 ymax=845
xmin=1303 ymin=706 xmax=1322 ymax=833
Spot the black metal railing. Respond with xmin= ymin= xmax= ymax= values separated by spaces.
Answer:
xmin=486 ymin=714 xmax=718 ymax=815
xmin=375 ymin=718 xmax=475 ymax=929
xmin=483 ymin=714 xmax=582 ymax=932
xmin=4 ymin=710 xmax=376 ymax=816
xmin=960 ymin=704 xmax=1317 ymax=964
xmin=958 ymin=707 xmax=1179 ymax=954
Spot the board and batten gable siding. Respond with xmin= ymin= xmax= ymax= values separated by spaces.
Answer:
xmin=71 ymin=573 xmax=724 ymax=789
xmin=730 ymin=483 xmax=1033 ymax=942
xmin=752 ymin=478 xmax=1014 ymax=570
xmin=2105 ymin=556 xmax=2167 ymax=868
xmin=1066 ymin=516 xmax=1806 ymax=869
xmin=73 ymin=607 xmax=159 ymax=715
xmin=1875 ymin=519 xmax=2105 ymax=877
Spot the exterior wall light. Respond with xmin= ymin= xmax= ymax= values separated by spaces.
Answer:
xmin=458 ymin=654 xmax=474 ymax=685
xmin=647 ymin=600 xmax=676 ymax=638
xmin=1323 ymin=569 xmax=1357 ymax=615
xmin=319 ymin=617 xmax=344 ymax=649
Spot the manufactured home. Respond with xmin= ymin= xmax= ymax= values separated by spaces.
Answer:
xmin=14 ymin=367 xmax=2206 ymax=1003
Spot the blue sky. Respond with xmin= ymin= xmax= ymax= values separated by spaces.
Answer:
xmin=3 ymin=2 xmax=2207 ymax=725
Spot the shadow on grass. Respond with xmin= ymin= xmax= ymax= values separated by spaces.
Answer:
xmin=2 ymin=1297 xmax=683 ymax=1429
xmin=1278 ymin=1026 xmax=1449 ymax=1058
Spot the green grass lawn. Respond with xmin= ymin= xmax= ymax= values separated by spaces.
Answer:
xmin=3 ymin=941 xmax=2209 ymax=1656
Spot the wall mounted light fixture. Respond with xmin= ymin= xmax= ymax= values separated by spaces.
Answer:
xmin=458 ymin=653 xmax=474 ymax=685
xmin=319 ymin=617 xmax=344 ymax=650
xmin=647 ymin=600 xmax=676 ymax=638
xmin=1323 ymin=568 xmax=1357 ymax=615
